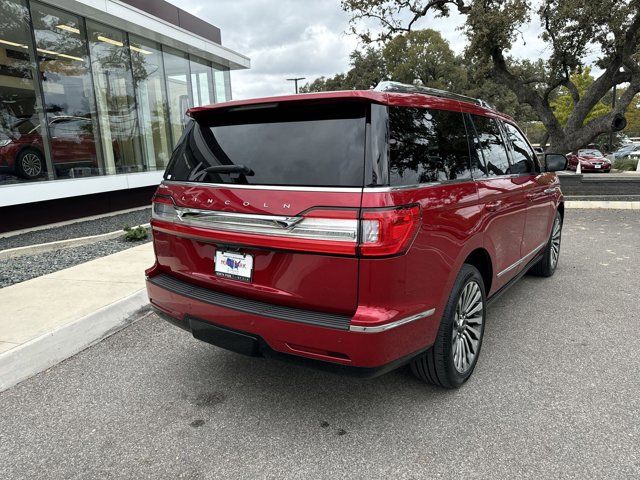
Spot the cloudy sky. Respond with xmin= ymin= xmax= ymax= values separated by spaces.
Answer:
xmin=167 ymin=0 xmax=554 ymax=100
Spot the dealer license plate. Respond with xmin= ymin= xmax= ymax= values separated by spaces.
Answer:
xmin=594 ymin=164 xmax=601 ymax=168
xmin=214 ymin=250 xmax=253 ymax=282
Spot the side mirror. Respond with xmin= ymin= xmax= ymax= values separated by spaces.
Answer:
xmin=544 ymin=153 xmax=568 ymax=172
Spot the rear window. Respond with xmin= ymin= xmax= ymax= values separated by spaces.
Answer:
xmin=388 ymin=106 xmax=471 ymax=186
xmin=164 ymin=103 xmax=367 ymax=187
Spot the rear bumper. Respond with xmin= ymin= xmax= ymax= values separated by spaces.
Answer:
xmin=146 ymin=273 xmax=436 ymax=373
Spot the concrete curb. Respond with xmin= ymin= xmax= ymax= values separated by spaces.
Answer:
xmin=565 ymin=201 xmax=640 ymax=209
xmin=0 ymin=289 xmax=149 ymax=393
xmin=0 ymin=223 xmax=150 ymax=261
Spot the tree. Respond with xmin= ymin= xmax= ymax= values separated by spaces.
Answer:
xmin=303 ymin=29 xmax=539 ymax=124
xmin=382 ymin=29 xmax=467 ymax=90
xmin=341 ymin=0 xmax=640 ymax=152
xmin=300 ymin=47 xmax=385 ymax=92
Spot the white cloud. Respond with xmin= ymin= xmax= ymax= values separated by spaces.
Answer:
xmin=168 ymin=0 xmax=360 ymax=99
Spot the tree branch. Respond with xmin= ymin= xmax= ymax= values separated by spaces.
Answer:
xmin=490 ymin=47 xmax=564 ymax=140
xmin=566 ymin=8 xmax=640 ymax=130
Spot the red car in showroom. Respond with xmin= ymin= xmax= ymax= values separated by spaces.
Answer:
xmin=0 ymin=116 xmax=99 ymax=179
xmin=146 ymin=82 xmax=566 ymax=388
xmin=566 ymin=148 xmax=612 ymax=172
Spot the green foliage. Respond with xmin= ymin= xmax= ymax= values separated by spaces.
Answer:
xmin=622 ymin=95 xmax=640 ymax=138
xmin=519 ymin=121 xmax=547 ymax=145
xmin=123 ymin=225 xmax=148 ymax=242
xmin=613 ymin=157 xmax=639 ymax=171
xmin=382 ymin=29 xmax=467 ymax=90
xmin=300 ymin=47 xmax=385 ymax=92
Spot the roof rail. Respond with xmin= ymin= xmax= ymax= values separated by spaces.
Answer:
xmin=374 ymin=81 xmax=493 ymax=109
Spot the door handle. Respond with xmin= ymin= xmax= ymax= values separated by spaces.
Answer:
xmin=485 ymin=200 xmax=502 ymax=212
xmin=543 ymin=187 xmax=557 ymax=195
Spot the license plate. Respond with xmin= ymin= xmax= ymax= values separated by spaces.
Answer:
xmin=214 ymin=250 xmax=253 ymax=282
xmin=594 ymin=164 xmax=601 ymax=168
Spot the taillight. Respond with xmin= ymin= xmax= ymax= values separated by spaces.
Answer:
xmin=359 ymin=205 xmax=421 ymax=257
xmin=152 ymin=195 xmax=179 ymax=222
xmin=151 ymin=195 xmax=420 ymax=257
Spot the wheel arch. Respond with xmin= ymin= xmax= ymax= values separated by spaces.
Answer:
xmin=16 ymin=145 xmax=45 ymax=162
xmin=557 ymin=201 xmax=565 ymax=222
xmin=463 ymin=248 xmax=493 ymax=295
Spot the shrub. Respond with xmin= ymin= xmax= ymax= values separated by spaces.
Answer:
xmin=613 ymin=157 xmax=639 ymax=171
xmin=123 ymin=225 xmax=148 ymax=241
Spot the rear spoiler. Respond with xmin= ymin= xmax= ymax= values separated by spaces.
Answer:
xmin=186 ymin=90 xmax=388 ymax=121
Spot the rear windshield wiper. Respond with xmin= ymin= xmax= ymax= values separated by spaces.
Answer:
xmin=203 ymin=165 xmax=254 ymax=176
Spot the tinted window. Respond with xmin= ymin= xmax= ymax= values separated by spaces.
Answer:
xmin=165 ymin=103 xmax=366 ymax=187
xmin=389 ymin=107 xmax=471 ymax=185
xmin=504 ymin=122 xmax=537 ymax=174
xmin=471 ymin=115 xmax=511 ymax=176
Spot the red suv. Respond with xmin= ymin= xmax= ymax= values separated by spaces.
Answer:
xmin=146 ymin=82 xmax=566 ymax=388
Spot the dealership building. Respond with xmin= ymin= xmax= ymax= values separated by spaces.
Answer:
xmin=0 ymin=0 xmax=250 ymax=231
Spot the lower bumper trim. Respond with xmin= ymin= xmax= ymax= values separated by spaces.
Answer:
xmin=148 ymin=273 xmax=352 ymax=331
xmin=349 ymin=308 xmax=436 ymax=333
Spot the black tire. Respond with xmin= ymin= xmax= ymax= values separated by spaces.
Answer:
xmin=15 ymin=148 xmax=44 ymax=179
xmin=528 ymin=211 xmax=562 ymax=277
xmin=411 ymin=264 xmax=486 ymax=389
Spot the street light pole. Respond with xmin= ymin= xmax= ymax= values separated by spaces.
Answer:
xmin=286 ymin=77 xmax=306 ymax=94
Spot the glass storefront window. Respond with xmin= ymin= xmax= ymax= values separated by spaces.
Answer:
xmin=162 ymin=46 xmax=191 ymax=148
xmin=86 ymin=20 xmax=143 ymax=174
xmin=0 ymin=0 xmax=50 ymax=184
xmin=2 ymin=2 xmax=236 ymax=185
xmin=129 ymin=35 xmax=171 ymax=170
xmin=30 ymin=1 xmax=103 ymax=179
xmin=212 ymin=64 xmax=228 ymax=103
xmin=189 ymin=55 xmax=214 ymax=107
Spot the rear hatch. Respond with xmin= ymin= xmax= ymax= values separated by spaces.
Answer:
xmin=151 ymin=101 xmax=368 ymax=315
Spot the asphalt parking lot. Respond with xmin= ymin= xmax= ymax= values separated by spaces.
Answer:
xmin=1 ymin=209 xmax=639 ymax=479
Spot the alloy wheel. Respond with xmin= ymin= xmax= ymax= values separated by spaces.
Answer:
xmin=451 ymin=280 xmax=484 ymax=374
xmin=21 ymin=153 xmax=42 ymax=178
xmin=550 ymin=216 xmax=562 ymax=268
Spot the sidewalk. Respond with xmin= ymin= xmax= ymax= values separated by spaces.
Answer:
xmin=0 ymin=242 xmax=153 ymax=391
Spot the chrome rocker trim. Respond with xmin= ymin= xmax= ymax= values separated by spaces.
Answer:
xmin=496 ymin=241 xmax=547 ymax=278
xmin=349 ymin=308 xmax=436 ymax=333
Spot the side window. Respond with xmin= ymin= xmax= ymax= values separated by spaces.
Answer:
xmin=50 ymin=118 xmax=92 ymax=137
xmin=389 ymin=107 xmax=471 ymax=185
xmin=503 ymin=122 xmax=538 ymax=174
xmin=49 ymin=118 xmax=69 ymax=137
xmin=470 ymin=115 xmax=511 ymax=176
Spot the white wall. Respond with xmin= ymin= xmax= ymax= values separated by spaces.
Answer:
xmin=0 ymin=171 xmax=164 ymax=207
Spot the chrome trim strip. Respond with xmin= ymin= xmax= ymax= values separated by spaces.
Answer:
xmin=496 ymin=241 xmax=547 ymax=278
xmin=162 ymin=180 xmax=363 ymax=193
xmin=175 ymin=208 xmax=302 ymax=229
xmin=363 ymin=183 xmax=439 ymax=193
xmin=349 ymin=308 xmax=436 ymax=333
xmin=157 ymin=206 xmax=359 ymax=242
